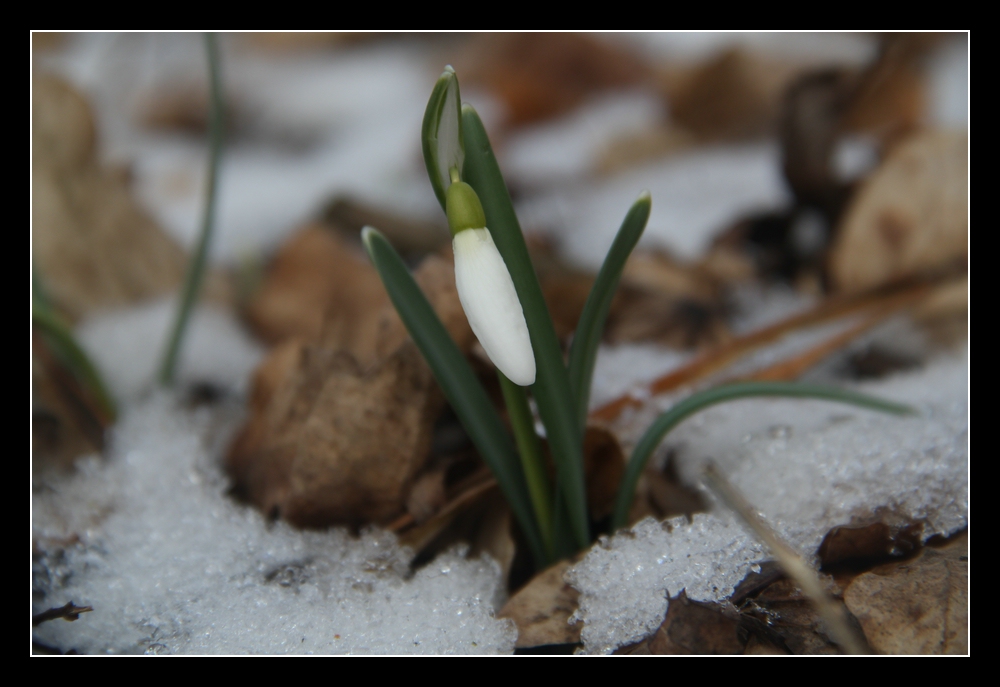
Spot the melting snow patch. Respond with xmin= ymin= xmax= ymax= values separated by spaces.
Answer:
xmin=32 ymin=394 xmax=515 ymax=654
xmin=568 ymin=351 xmax=967 ymax=653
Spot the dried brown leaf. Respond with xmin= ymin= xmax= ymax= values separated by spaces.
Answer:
xmin=32 ymin=73 xmax=228 ymax=322
xmin=738 ymin=578 xmax=845 ymax=655
xmin=322 ymin=197 xmax=450 ymax=258
xmin=498 ymin=560 xmax=581 ymax=649
xmin=229 ymin=254 xmax=473 ymax=528
xmin=245 ymin=224 xmax=390 ymax=348
xmin=456 ymin=33 xmax=648 ymax=128
xmin=470 ymin=494 xmax=517 ymax=586
xmin=621 ymin=591 xmax=743 ymax=655
xmin=229 ymin=342 xmax=442 ymax=526
xmin=669 ymin=48 xmax=804 ymax=142
xmin=843 ymin=535 xmax=968 ymax=654
xmin=604 ymin=251 xmax=730 ymax=350
xmin=830 ymin=131 xmax=968 ymax=294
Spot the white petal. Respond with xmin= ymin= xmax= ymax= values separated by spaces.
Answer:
xmin=453 ymin=228 xmax=536 ymax=386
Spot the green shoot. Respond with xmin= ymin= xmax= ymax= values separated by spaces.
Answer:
xmin=159 ymin=33 xmax=225 ymax=387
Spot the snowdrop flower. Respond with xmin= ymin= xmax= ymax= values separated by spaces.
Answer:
xmin=448 ymin=180 xmax=536 ymax=386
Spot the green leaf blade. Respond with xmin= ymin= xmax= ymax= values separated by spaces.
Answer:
xmin=611 ymin=381 xmax=916 ymax=532
xmin=32 ymin=304 xmax=118 ymax=422
xmin=361 ymin=227 xmax=547 ymax=563
xmin=460 ymin=105 xmax=590 ymax=551
xmin=568 ymin=191 xmax=651 ymax=431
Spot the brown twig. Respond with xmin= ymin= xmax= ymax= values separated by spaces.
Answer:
xmin=589 ymin=280 xmax=936 ymax=423
xmin=388 ymin=472 xmax=498 ymax=534
xmin=32 ymin=602 xmax=93 ymax=627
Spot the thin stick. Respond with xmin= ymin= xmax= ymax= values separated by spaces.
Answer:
xmin=737 ymin=309 xmax=887 ymax=383
xmin=590 ymin=280 xmax=936 ymax=422
xmin=32 ymin=602 xmax=93 ymax=627
xmin=158 ymin=33 xmax=224 ymax=386
xmin=702 ymin=462 xmax=869 ymax=655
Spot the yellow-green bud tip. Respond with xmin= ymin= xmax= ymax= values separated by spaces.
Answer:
xmin=446 ymin=181 xmax=486 ymax=236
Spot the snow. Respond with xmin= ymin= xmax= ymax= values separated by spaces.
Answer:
xmin=74 ymin=298 xmax=264 ymax=404
xmin=32 ymin=393 xmax=516 ymax=655
xmin=503 ymin=90 xmax=666 ymax=187
xmin=568 ymin=351 xmax=968 ymax=653
xmin=517 ymin=141 xmax=791 ymax=267
xmin=33 ymin=33 xmax=968 ymax=654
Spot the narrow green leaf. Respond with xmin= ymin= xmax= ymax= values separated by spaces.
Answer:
xmin=460 ymin=104 xmax=590 ymax=551
xmin=611 ymin=381 xmax=915 ymax=532
xmin=159 ymin=33 xmax=225 ymax=387
xmin=498 ymin=372 xmax=554 ymax=558
xmin=32 ymin=303 xmax=117 ymax=422
xmin=361 ymin=227 xmax=547 ymax=564
xmin=550 ymin=486 xmax=576 ymax=561
xmin=421 ymin=66 xmax=463 ymax=211
xmin=567 ymin=191 xmax=651 ymax=431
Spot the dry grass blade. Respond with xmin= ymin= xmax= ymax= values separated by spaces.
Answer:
xmin=702 ymin=463 xmax=869 ymax=655
xmin=590 ymin=279 xmax=937 ymax=422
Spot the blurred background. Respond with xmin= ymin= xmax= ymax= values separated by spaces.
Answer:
xmin=32 ymin=30 xmax=969 ymax=506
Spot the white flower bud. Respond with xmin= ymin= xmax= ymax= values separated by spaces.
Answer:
xmin=453 ymin=228 xmax=536 ymax=386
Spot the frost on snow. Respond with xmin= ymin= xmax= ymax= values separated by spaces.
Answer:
xmin=568 ymin=352 xmax=968 ymax=654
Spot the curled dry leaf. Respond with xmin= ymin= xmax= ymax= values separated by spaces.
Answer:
xmin=498 ymin=559 xmax=581 ymax=649
xmin=227 ymin=254 xmax=474 ymax=527
xmin=32 ymin=73 xmax=228 ymax=322
xmin=843 ymin=534 xmax=968 ymax=655
xmin=829 ymin=130 xmax=968 ymax=294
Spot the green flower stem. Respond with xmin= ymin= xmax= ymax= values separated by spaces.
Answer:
xmin=567 ymin=192 xmax=651 ymax=432
xmin=610 ymin=381 xmax=916 ymax=532
xmin=461 ymin=104 xmax=590 ymax=551
xmin=362 ymin=227 xmax=547 ymax=565
xmin=549 ymin=486 xmax=577 ymax=560
xmin=158 ymin=33 xmax=224 ymax=387
xmin=498 ymin=372 xmax=553 ymax=559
